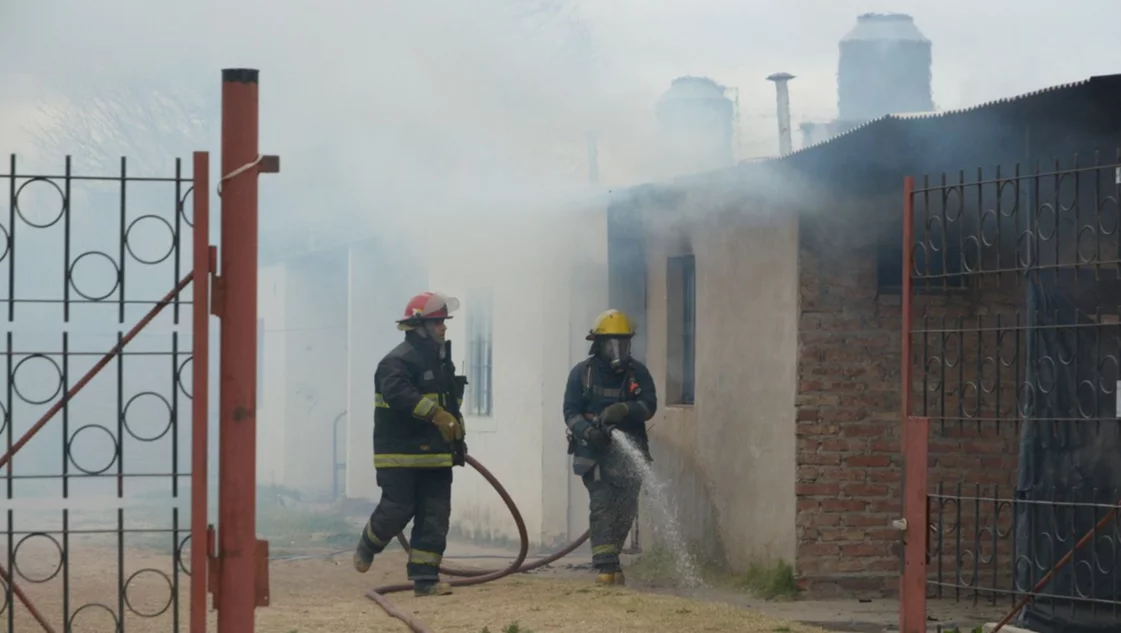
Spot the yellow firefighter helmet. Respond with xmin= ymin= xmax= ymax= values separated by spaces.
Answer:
xmin=585 ymin=309 xmax=636 ymax=341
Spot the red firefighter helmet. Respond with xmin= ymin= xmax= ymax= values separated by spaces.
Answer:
xmin=396 ymin=292 xmax=460 ymax=331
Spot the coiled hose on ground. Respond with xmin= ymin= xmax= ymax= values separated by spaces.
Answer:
xmin=365 ymin=454 xmax=592 ymax=633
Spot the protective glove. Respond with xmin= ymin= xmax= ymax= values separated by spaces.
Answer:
xmin=583 ymin=419 xmax=609 ymax=448
xmin=600 ymin=402 xmax=630 ymax=426
xmin=452 ymin=439 xmax=468 ymax=467
xmin=431 ymin=408 xmax=461 ymax=443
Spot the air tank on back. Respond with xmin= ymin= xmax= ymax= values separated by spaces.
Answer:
xmin=837 ymin=13 xmax=933 ymax=124
xmin=655 ymin=76 xmax=735 ymax=175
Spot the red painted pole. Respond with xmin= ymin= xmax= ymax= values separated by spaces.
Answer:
xmin=217 ymin=68 xmax=260 ymax=633
xmin=190 ymin=150 xmax=211 ymax=633
xmin=899 ymin=176 xmax=928 ymax=633
xmin=900 ymin=176 xmax=915 ymax=436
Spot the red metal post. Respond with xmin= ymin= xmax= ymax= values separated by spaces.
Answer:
xmin=899 ymin=176 xmax=929 ymax=633
xmin=900 ymin=176 xmax=915 ymax=433
xmin=900 ymin=416 xmax=929 ymax=633
xmin=190 ymin=151 xmax=211 ymax=633
xmin=216 ymin=68 xmax=261 ymax=632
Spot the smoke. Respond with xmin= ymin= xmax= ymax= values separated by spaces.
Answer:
xmin=3 ymin=0 xmax=1121 ymax=559
xmin=3 ymin=0 xmax=671 ymax=245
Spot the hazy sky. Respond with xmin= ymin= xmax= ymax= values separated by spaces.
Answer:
xmin=2 ymin=0 xmax=1119 ymax=236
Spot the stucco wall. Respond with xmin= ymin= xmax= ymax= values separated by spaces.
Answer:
xmin=257 ymin=263 xmax=289 ymax=488
xmin=280 ymin=252 xmax=349 ymax=496
xmin=640 ymin=205 xmax=800 ymax=571
xmin=255 ymin=251 xmax=349 ymax=496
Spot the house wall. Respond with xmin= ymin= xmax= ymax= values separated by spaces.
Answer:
xmin=256 ymin=251 xmax=350 ymax=496
xmin=639 ymin=202 xmax=800 ymax=571
xmin=794 ymin=199 xmax=1021 ymax=596
xmin=426 ymin=203 xmax=608 ymax=547
xmin=257 ymin=263 xmax=289 ymax=488
xmin=281 ymin=252 xmax=350 ymax=496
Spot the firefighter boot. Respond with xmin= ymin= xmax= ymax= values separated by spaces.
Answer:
xmin=614 ymin=571 xmax=626 ymax=586
xmin=353 ymin=545 xmax=374 ymax=574
xmin=414 ymin=580 xmax=453 ymax=597
xmin=351 ymin=537 xmax=374 ymax=573
xmin=596 ymin=572 xmax=617 ymax=585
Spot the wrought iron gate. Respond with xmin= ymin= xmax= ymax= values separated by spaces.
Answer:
xmin=0 ymin=151 xmax=211 ymax=633
xmin=0 ymin=68 xmax=273 ymax=633
xmin=900 ymin=153 xmax=1121 ymax=633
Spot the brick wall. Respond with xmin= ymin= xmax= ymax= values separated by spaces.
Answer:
xmin=794 ymin=210 xmax=1023 ymax=597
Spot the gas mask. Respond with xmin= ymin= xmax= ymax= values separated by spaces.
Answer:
xmin=599 ymin=337 xmax=631 ymax=372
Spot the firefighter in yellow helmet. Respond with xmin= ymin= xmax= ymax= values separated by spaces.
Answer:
xmin=562 ymin=309 xmax=658 ymax=585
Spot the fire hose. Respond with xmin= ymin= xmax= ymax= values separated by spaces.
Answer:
xmin=365 ymin=453 xmax=592 ymax=633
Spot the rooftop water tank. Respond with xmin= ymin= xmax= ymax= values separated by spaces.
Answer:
xmin=655 ymin=76 xmax=735 ymax=173
xmin=838 ymin=13 xmax=933 ymax=123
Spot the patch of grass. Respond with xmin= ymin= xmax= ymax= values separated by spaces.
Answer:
xmin=628 ymin=547 xmax=676 ymax=582
xmin=732 ymin=560 xmax=799 ymax=601
xmin=627 ymin=545 xmax=724 ymax=587
xmin=772 ymin=627 xmax=791 ymax=632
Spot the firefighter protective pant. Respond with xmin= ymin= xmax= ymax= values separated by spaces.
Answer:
xmin=358 ymin=467 xmax=453 ymax=581
xmin=582 ymin=450 xmax=641 ymax=573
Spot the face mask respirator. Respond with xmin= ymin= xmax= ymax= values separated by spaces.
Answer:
xmin=600 ymin=337 xmax=630 ymax=372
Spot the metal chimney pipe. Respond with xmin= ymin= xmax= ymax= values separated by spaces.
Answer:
xmin=766 ymin=72 xmax=796 ymax=156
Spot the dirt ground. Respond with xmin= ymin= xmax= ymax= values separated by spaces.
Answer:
xmin=3 ymin=536 xmax=1011 ymax=633
xmin=6 ymin=539 xmax=830 ymax=633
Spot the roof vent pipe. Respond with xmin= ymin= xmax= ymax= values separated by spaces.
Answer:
xmin=767 ymin=72 xmax=795 ymax=156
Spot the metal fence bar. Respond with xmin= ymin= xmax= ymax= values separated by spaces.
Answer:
xmin=190 ymin=150 xmax=212 ymax=633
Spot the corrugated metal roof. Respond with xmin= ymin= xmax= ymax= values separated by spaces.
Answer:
xmin=783 ymin=76 xmax=1099 ymax=158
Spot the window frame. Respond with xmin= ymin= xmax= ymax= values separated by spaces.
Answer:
xmin=465 ymin=287 xmax=494 ymax=417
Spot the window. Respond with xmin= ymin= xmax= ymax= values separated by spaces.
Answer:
xmin=877 ymin=222 xmax=966 ymax=294
xmin=465 ymin=287 xmax=493 ymax=417
xmin=667 ymin=255 xmax=696 ymax=405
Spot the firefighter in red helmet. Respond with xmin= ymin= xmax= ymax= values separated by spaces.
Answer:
xmin=352 ymin=291 xmax=467 ymax=597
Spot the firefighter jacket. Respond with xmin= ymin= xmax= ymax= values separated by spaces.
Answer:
xmin=562 ymin=355 xmax=658 ymax=476
xmin=373 ymin=331 xmax=467 ymax=469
